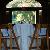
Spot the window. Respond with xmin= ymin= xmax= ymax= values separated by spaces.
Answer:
xmin=12 ymin=11 xmax=36 ymax=24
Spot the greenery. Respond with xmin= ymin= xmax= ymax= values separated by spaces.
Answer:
xmin=12 ymin=11 xmax=36 ymax=24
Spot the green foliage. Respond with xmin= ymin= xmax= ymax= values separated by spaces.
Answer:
xmin=12 ymin=11 xmax=36 ymax=24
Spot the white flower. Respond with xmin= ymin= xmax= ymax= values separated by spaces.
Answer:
xmin=16 ymin=13 xmax=24 ymax=21
xmin=6 ymin=0 xmax=42 ymax=8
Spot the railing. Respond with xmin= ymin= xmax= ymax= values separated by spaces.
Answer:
xmin=0 ymin=24 xmax=20 ymax=50
xmin=0 ymin=24 xmax=49 ymax=50
xmin=29 ymin=24 xmax=49 ymax=50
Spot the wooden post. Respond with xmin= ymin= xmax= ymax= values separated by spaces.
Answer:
xmin=13 ymin=33 xmax=20 ymax=50
xmin=47 ymin=24 xmax=49 ymax=50
xmin=8 ymin=23 xmax=12 ymax=50
xmin=29 ymin=33 xmax=35 ymax=50
xmin=0 ymin=29 xmax=2 ymax=50
xmin=10 ymin=33 xmax=12 ymax=50
xmin=8 ymin=23 xmax=20 ymax=50
xmin=4 ymin=39 xmax=8 ymax=50
xmin=47 ymin=31 xmax=49 ymax=50
xmin=36 ymin=24 xmax=40 ymax=50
